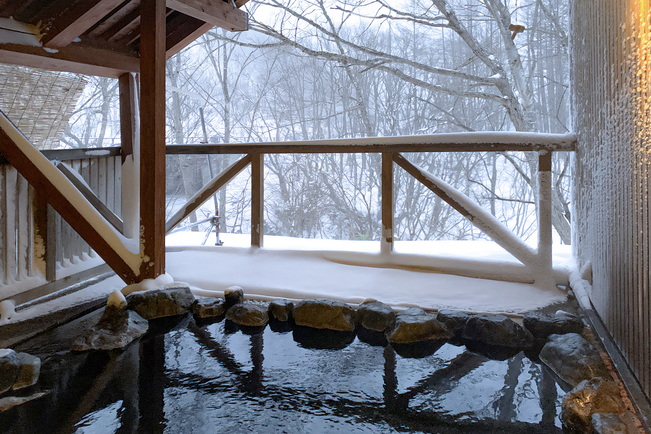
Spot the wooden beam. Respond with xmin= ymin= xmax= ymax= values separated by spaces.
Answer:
xmin=251 ymin=153 xmax=263 ymax=247
xmin=166 ymin=133 xmax=577 ymax=155
xmin=381 ymin=152 xmax=394 ymax=254
xmin=166 ymin=0 xmax=247 ymax=31
xmin=0 ymin=43 xmax=139 ymax=78
xmin=166 ymin=154 xmax=251 ymax=233
xmin=41 ymin=0 xmax=126 ymax=48
xmin=166 ymin=14 xmax=213 ymax=59
xmin=139 ymin=0 xmax=167 ymax=280
xmin=393 ymin=152 xmax=537 ymax=268
xmin=0 ymin=127 xmax=137 ymax=283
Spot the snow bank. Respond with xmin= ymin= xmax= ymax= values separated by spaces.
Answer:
xmin=166 ymin=242 xmax=569 ymax=314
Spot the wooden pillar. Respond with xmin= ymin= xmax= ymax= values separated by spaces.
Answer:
xmin=251 ymin=153 xmax=264 ymax=247
xmin=537 ymin=150 xmax=553 ymax=275
xmin=139 ymin=0 xmax=166 ymax=280
xmin=119 ymin=73 xmax=140 ymax=240
xmin=381 ymin=152 xmax=394 ymax=254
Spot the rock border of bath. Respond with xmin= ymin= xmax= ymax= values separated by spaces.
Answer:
xmin=60 ymin=284 xmax=641 ymax=432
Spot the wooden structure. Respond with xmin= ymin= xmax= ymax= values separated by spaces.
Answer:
xmin=572 ymin=0 xmax=651 ymax=402
xmin=0 ymin=0 xmax=249 ymax=281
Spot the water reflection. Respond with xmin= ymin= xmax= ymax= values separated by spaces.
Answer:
xmin=2 ymin=314 xmax=566 ymax=433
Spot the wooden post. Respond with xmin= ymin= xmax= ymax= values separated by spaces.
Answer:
xmin=139 ymin=0 xmax=167 ymax=280
xmin=537 ymin=150 xmax=553 ymax=275
xmin=119 ymin=73 xmax=139 ymax=239
xmin=33 ymin=191 xmax=58 ymax=282
xmin=251 ymin=153 xmax=264 ymax=247
xmin=381 ymin=152 xmax=394 ymax=254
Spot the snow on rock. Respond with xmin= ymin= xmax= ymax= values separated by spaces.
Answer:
xmin=121 ymin=273 xmax=175 ymax=296
xmin=106 ymin=289 xmax=127 ymax=310
xmin=0 ymin=300 xmax=16 ymax=325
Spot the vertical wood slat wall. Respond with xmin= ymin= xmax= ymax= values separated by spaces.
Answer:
xmin=56 ymin=156 xmax=123 ymax=272
xmin=0 ymin=155 xmax=122 ymax=295
xmin=571 ymin=0 xmax=651 ymax=398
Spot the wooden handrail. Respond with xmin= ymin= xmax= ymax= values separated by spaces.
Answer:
xmin=166 ymin=132 xmax=576 ymax=155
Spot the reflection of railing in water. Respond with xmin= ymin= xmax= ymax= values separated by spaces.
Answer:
xmin=3 ymin=315 xmax=564 ymax=432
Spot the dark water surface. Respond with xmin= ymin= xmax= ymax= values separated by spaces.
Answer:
xmin=2 ymin=312 xmax=567 ymax=433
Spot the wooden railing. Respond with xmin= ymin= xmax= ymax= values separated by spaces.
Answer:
xmin=0 ymin=148 xmax=121 ymax=305
xmin=0 ymin=132 xmax=576 ymax=307
xmin=166 ymin=132 xmax=576 ymax=286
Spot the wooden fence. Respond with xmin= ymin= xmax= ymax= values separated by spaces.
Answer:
xmin=0 ymin=149 xmax=121 ymax=304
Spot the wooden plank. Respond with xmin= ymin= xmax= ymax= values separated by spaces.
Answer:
xmin=0 ymin=166 xmax=6 ymax=284
xmin=537 ymin=151 xmax=553 ymax=275
xmin=250 ymin=153 xmax=263 ymax=247
xmin=139 ymin=0 xmax=167 ymax=280
xmin=167 ymin=0 xmax=247 ymax=31
xmin=41 ymin=0 xmax=127 ymax=48
xmin=0 ymin=128 xmax=138 ymax=283
xmin=106 ymin=157 xmax=116 ymax=213
xmin=5 ymin=167 xmax=17 ymax=282
xmin=88 ymin=0 xmax=141 ymax=38
xmin=56 ymin=162 xmax=124 ymax=234
xmin=381 ymin=152 xmax=394 ymax=254
xmin=16 ymin=174 xmax=29 ymax=279
xmin=166 ymin=154 xmax=251 ymax=233
xmin=0 ymin=43 xmax=140 ymax=78
xmin=106 ymin=6 xmax=141 ymax=42
xmin=165 ymin=14 xmax=213 ymax=59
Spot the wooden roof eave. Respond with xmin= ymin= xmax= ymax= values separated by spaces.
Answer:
xmin=0 ymin=0 xmax=249 ymax=78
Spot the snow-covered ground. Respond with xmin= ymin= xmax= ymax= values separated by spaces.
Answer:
xmin=165 ymin=233 xmax=572 ymax=315
xmin=3 ymin=234 xmax=573 ymax=326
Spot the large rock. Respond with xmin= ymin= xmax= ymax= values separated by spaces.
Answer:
xmin=193 ymin=298 xmax=226 ymax=319
xmin=436 ymin=310 xmax=470 ymax=339
xmin=592 ymin=413 xmax=629 ymax=434
xmin=293 ymin=299 xmax=355 ymax=332
xmin=462 ymin=314 xmax=533 ymax=349
xmin=269 ymin=299 xmax=294 ymax=322
xmin=127 ymin=285 xmax=195 ymax=320
xmin=523 ymin=311 xmax=584 ymax=340
xmin=225 ymin=302 xmax=269 ymax=327
xmin=224 ymin=286 xmax=244 ymax=309
xmin=539 ymin=333 xmax=608 ymax=387
xmin=12 ymin=352 xmax=41 ymax=390
xmin=72 ymin=305 xmax=149 ymax=351
xmin=356 ymin=300 xmax=396 ymax=332
xmin=0 ymin=349 xmax=19 ymax=394
xmin=387 ymin=308 xmax=452 ymax=344
xmin=561 ymin=377 xmax=625 ymax=432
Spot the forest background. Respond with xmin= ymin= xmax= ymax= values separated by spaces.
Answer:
xmin=60 ymin=0 xmax=572 ymax=246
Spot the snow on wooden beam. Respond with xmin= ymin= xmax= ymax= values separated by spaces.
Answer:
xmin=139 ymin=0 xmax=167 ymax=280
xmin=167 ymin=0 xmax=248 ymax=32
xmin=41 ymin=0 xmax=126 ymax=49
xmin=0 ymin=111 xmax=139 ymax=283
xmin=166 ymin=154 xmax=252 ymax=234
xmin=169 ymin=132 xmax=577 ymax=155
xmin=393 ymin=153 xmax=538 ymax=270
